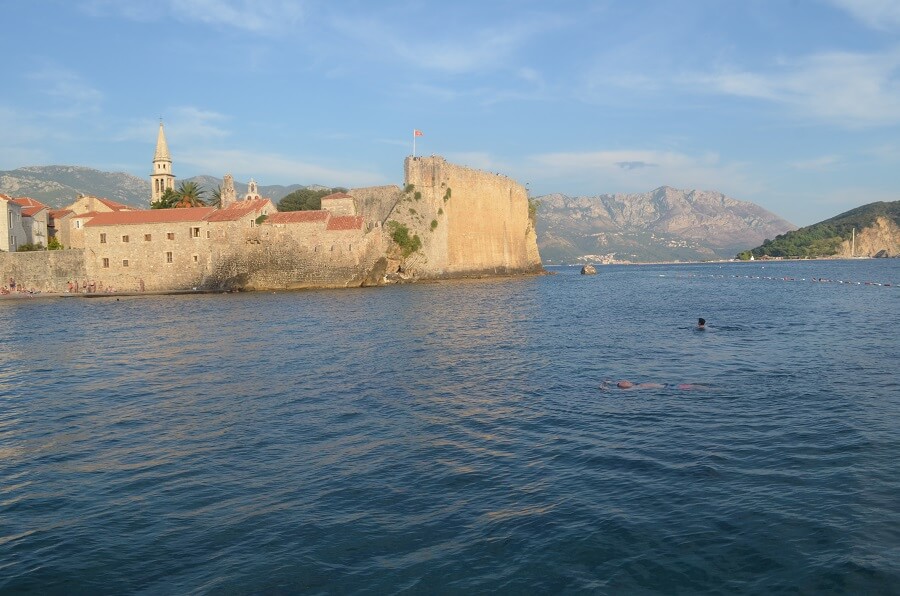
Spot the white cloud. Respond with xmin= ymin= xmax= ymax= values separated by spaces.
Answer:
xmin=114 ymin=107 xmax=230 ymax=144
xmin=827 ymin=0 xmax=900 ymax=30
xmin=790 ymin=155 xmax=842 ymax=170
xmin=27 ymin=67 xmax=103 ymax=117
xmin=687 ymin=47 xmax=900 ymax=127
xmin=170 ymin=0 xmax=303 ymax=33
xmin=181 ymin=149 xmax=387 ymax=187
xmin=444 ymin=152 xmax=511 ymax=174
xmin=332 ymin=14 xmax=564 ymax=74
xmin=526 ymin=149 xmax=759 ymax=197
xmin=81 ymin=0 xmax=304 ymax=33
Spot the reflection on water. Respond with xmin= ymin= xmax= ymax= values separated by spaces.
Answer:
xmin=1 ymin=259 xmax=898 ymax=593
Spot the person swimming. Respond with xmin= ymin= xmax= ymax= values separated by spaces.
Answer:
xmin=697 ymin=317 xmax=706 ymax=329
xmin=601 ymin=379 xmax=708 ymax=391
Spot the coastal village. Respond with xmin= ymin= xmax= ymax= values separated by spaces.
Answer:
xmin=1 ymin=124 xmax=542 ymax=295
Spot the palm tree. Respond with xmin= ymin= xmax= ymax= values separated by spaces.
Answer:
xmin=209 ymin=184 xmax=222 ymax=208
xmin=151 ymin=187 xmax=181 ymax=209
xmin=174 ymin=181 xmax=206 ymax=208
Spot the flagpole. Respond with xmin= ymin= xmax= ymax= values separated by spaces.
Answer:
xmin=413 ymin=129 xmax=416 ymax=158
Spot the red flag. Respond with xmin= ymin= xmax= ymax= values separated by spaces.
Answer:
xmin=414 ymin=129 xmax=423 ymax=137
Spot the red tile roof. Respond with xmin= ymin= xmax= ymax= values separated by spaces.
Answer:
xmin=97 ymin=197 xmax=133 ymax=211
xmin=326 ymin=215 xmax=364 ymax=231
xmin=50 ymin=209 xmax=74 ymax=220
xmin=10 ymin=197 xmax=49 ymax=217
xmin=321 ymin=192 xmax=353 ymax=201
xmin=206 ymin=198 xmax=271 ymax=222
xmin=84 ymin=207 xmax=215 ymax=226
xmin=0 ymin=193 xmax=13 ymax=202
xmin=264 ymin=210 xmax=330 ymax=224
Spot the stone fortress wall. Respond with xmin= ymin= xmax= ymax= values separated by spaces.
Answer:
xmin=0 ymin=155 xmax=542 ymax=293
xmin=396 ymin=156 xmax=542 ymax=277
xmin=208 ymin=216 xmax=384 ymax=290
xmin=0 ymin=250 xmax=86 ymax=292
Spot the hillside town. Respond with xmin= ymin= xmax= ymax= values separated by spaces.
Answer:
xmin=0 ymin=123 xmax=379 ymax=294
xmin=1 ymin=124 xmax=541 ymax=295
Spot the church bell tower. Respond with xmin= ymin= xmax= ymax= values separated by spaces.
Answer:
xmin=151 ymin=121 xmax=175 ymax=204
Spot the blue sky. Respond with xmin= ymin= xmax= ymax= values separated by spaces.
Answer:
xmin=2 ymin=0 xmax=899 ymax=225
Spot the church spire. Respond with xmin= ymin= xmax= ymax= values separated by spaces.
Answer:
xmin=154 ymin=121 xmax=171 ymax=161
xmin=150 ymin=120 xmax=175 ymax=204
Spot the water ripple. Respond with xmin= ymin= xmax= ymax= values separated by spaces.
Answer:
xmin=1 ymin=260 xmax=899 ymax=593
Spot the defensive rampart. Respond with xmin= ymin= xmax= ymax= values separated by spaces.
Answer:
xmin=391 ymin=156 xmax=542 ymax=277
xmin=0 ymin=250 xmax=86 ymax=293
xmin=0 ymin=156 xmax=541 ymax=293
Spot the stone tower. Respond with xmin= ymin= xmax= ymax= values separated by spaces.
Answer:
xmin=221 ymin=174 xmax=237 ymax=209
xmin=244 ymin=178 xmax=261 ymax=201
xmin=151 ymin=121 xmax=175 ymax=204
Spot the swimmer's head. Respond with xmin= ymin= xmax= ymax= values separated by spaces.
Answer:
xmin=617 ymin=380 xmax=634 ymax=389
xmin=698 ymin=318 xmax=706 ymax=328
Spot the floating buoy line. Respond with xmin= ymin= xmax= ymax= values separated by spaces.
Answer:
xmin=657 ymin=273 xmax=896 ymax=288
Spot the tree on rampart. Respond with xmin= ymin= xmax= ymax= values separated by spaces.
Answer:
xmin=278 ymin=187 xmax=347 ymax=211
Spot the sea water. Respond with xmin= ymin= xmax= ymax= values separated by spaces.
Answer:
xmin=1 ymin=260 xmax=898 ymax=593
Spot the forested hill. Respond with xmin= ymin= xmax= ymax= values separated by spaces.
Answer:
xmin=741 ymin=201 xmax=900 ymax=259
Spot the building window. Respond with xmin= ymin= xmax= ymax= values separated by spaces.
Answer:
xmin=102 ymin=258 xmax=109 ymax=268
xmin=122 ymin=235 xmax=129 ymax=243
xmin=123 ymin=259 xmax=129 ymax=267
xmin=144 ymin=234 xmax=152 ymax=241
xmin=192 ymin=255 xmax=198 ymax=263
xmin=166 ymin=252 xmax=173 ymax=263
xmin=206 ymin=230 xmax=210 ymax=238
xmin=167 ymin=232 xmax=175 ymax=240
xmin=192 ymin=227 xmax=200 ymax=238
xmin=75 ymin=220 xmax=82 ymax=229
xmin=100 ymin=233 xmax=106 ymax=244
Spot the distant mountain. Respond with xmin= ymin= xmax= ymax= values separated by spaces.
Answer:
xmin=743 ymin=200 xmax=900 ymax=259
xmin=182 ymin=175 xmax=307 ymax=203
xmin=0 ymin=166 xmax=315 ymax=209
xmin=0 ymin=166 xmax=150 ymax=209
xmin=535 ymin=186 xmax=795 ymax=263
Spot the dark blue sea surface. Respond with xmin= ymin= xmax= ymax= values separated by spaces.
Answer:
xmin=1 ymin=260 xmax=899 ymax=594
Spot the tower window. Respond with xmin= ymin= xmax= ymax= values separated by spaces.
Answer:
xmin=166 ymin=252 xmax=173 ymax=263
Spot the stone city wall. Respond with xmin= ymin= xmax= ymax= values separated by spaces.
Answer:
xmin=208 ymin=224 xmax=383 ymax=290
xmin=82 ymin=221 xmax=215 ymax=292
xmin=350 ymin=185 xmax=403 ymax=224
xmin=0 ymin=249 xmax=86 ymax=293
xmin=399 ymin=156 xmax=541 ymax=277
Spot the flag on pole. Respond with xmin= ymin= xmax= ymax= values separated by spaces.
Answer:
xmin=412 ymin=129 xmax=423 ymax=157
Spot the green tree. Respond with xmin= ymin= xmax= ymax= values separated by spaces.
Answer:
xmin=386 ymin=221 xmax=421 ymax=256
xmin=47 ymin=237 xmax=63 ymax=250
xmin=209 ymin=184 xmax=222 ymax=208
xmin=174 ymin=181 xmax=206 ymax=208
xmin=151 ymin=188 xmax=181 ymax=209
xmin=278 ymin=187 xmax=348 ymax=211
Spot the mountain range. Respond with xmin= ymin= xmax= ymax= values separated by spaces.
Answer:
xmin=1 ymin=165 xmax=796 ymax=262
xmin=0 ymin=166 xmax=310 ymax=209
xmin=535 ymin=187 xmax=795 ymax=263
